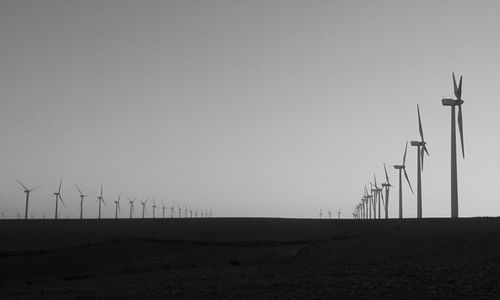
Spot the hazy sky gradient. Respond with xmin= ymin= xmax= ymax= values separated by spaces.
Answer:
xmin=1 ymin=1 xmax=500 ymax=218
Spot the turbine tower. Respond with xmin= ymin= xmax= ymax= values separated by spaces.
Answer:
xmin=381 ymin=163 xmax=392 ymax=219
xmin=128 ymin=197 xmax=136 ymax=219
xmin=96 ymin=185 xmax=106 ymax=219
xmin=75 ymin=185 xmax=90 ymax=219
xmin=411 ymin=104 xmax=430 ymax=219
xmin=442 ymin=73 xmax=465 ymax=218
xmin=114 ymin=194 xmax=121 ymax=219
xmin=371 ymin=175 xmax=384 ymax=219
xmin=337 ymin=209 xmax=341 ymax=219
xmin=16 ymin=180 xmax=38 ymax=220
xmin=393 ymin=142 xmax=414 ymax=219
xmin=364 ymin=185 xmax=373 ymax=219
xmin=53 ymin=179 xmax=65 ymax=219
xmin=162 ymin=201 xmax=166 ymax=218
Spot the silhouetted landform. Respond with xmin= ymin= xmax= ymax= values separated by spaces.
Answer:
xmin=1 ymin=217 xmax=499 ymax=298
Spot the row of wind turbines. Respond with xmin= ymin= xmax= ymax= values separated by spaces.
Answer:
xmin=13 ymin=180 xmax=213 ymax=220
xmin=353 ymin=73 xmax=465 ymax=219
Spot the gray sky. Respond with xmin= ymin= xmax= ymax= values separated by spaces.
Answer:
xmin=1 ymin=0 xmax=499 ymax=219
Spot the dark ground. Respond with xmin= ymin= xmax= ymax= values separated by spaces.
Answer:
xmin=1 ymin=217 xmax=500 ymax=299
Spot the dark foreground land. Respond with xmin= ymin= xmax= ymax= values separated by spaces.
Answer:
xmin=1 ymin=217 xmax=500 ymax=299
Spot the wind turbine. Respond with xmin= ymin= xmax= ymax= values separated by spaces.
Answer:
xmin=16 ymin=180 xmax=38 ymax=220
xmin=442 ymin=73 xmax=465 ymax=218
xmin=169 ymin=201 xmax=176 ymax=218
xmin=411 ymin=104 xmax=430 ymax=219
xmin=319 ymin=207 xmax=323 ymax=219
xmin=364 ymin=185 xmax=373 ymax=219
xmin=75 ymin=185 xmax=90 ymax=219
xmin=184 ymin=204 xmax=188 ymax=218
xmin=128 ymin=196 xmax=136 ymax=219
xmin=96 ymin=185 xmax=106 ymax=219
xmin=1 ymin=210 xmax=7 ymax=219
xmin=177 ymin=204 xmax=182 ymax=218
xmin=152 ymin=200 xmax=157 ymax=219
xmin=140 ymin=199 xmax=148 ymax=218
xmin=371 ymin=174 xmax=384 ymax=219
xmin=189 ymin=207 xmax=193 ymax=218
xmin=53 ymin=178 xmax=65 ymax=219
xmin=328 ymin=210 xmax=332 ymax=219
xmin=161 ymin=201 xmax=166 ymax=218
xmin=381 ymin=163 xmax=392 ymax=219
xmin=393 ymin=142 xmax=414 ymax=219
xmin=337 ymin=209 xmax=341 ymax=219
xmin=114 ymin=194 xmax=121 ymax=219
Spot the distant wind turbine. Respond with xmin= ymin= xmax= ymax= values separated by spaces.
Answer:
xmin=364 ymin=185 xmax=373 ymax=219
xmin=96 ymin=185 xmax=106 ymax=219
xmin=411 ymin=104 xmax=430 ymax=219
xmin=170 ymin=201 xmax=176 ymax=218
xmin=161 ymin=201 xmax=166 ymax=218
xmin=177 ymin=204 xmax=182 ymax=218
xmin=152 ymin=200 xmax=157 ymax=219
xmin=75 ymin=185 xmax=90 ymax=219
xmin=337 ymin=209 xmax=341 ymax=219
xmin=393 ymin=142 xmax=414 ymax=219
xmin=371 ymin=175 xmax=384 ymax=219
xmin=381 ymin=163 xmax=392 ymax=219
xmin=53 ymin=178 xmax=65 ymax=219
xmin=114 ymin=194 xmax=121 ymax=219
xmin=16 ymin=180 xmax=39 ymax=220
xmin=1 ymin=210 xmax=7 ymax=219
xmin=442 ymin=73 xmax=465 ymax=218
xmin=328 ymin=210 xmax=332 ymax=219
xmin=128 ymin=196 xmax=136 ymax=219
xmin=140 ymin=199 xmax=148 ymax=219
xmin=319 ymin=207 xmax=323 ymax=219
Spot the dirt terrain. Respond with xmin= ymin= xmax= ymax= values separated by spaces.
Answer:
xmin=1 ymin=217 xmax=500 ymax=299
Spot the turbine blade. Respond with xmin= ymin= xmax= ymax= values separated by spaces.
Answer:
xmin=373 ymin=173 xmax=377 ymax=188
xmin=417 ymin=104 xmax=424 ymax=141
xmin=75 ymin=184 xmax=84 ymax=195
xmin=29 ymin=186 xmax=39 ymax=192
xmin=453 ymin=73 xmax=458 ymax=98
xmin=100 ymin=185 xmax=103 ymax=198
xmin=403 ymin=141 xmax=408 ymax=165
xmin=16 ymin=180 xmax=28 ymax=190
xmin=58 ymin=178 xmax=63 ymax=194
xmin=403 ymin=169 xmax=414 ymax=194
xmin=458 ymin=75 xmax=463 ymax=100
xmin=59 ymin=195 xmax=65 ymax=207
xmin=117 ymin=194 xmax=121 ymax=202
xmin=420 ymin=147 xmax=425 ymax=171
xmin=458 ymin=104 xmax=465 ymax=158
xmin=384 ymin=162 xmax=390 ymax=184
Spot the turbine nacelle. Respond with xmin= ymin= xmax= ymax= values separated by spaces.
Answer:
xmin=441 ymin=98 xmax=464 ymax=106
xmin=393 ymin=165 xmax=405 ymax=170
xmin=410 ymin=141 xmax=426 ymax=147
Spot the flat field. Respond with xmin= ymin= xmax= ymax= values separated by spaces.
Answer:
xmin=1 ymin=217 xmax=500 ymax=299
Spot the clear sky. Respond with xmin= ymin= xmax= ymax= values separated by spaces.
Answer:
xmin=1 ymin=0 xmax=499 ymax=219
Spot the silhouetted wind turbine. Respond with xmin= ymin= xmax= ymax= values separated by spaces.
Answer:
xmin=53 ymin=179 xmax=65 ymax=219
xmin=16 ymin=180 xmax=38 ymax=220
xmin=411 ymin=104 xmax=430 ymax=219
xmin=96 ymin=185 xmax=106 ymax=219
xmin=152 ymin=200 xmax=157 ymax=218
xmin=162 ymin=201 xmax=166 ymax=218
xmin=114 ymin=194 xmax=121 ymax=219
xmin=381 ymin=163 xmax=392 ymax=219
xmin=442 ymin=73 xmax=465 ymax=218
xmin=364 ymin=185 xmax=373 ymax=219
xmin=177 ymin=204 xmax=182 ymax=218
xmin=1 ymin=210 xmax=7 ymax=219
xmin=328 ymin=210 xmax=332 ymax=219
xmin=319 ymin=207 xmax=323 ymax=219
xmin=140 ymin=199 xmax=148 ymax=218
xmin=393 ymin=142 xmax=414 ymax=219
xmin=371 ymin=175 xmax=384 ymax=219
xmin=337 ymin=209 xmax=341 ymax=219
xmin=170 ymin=201 xmax=176 ymax=218
xmin=128 ymin=196 xmax=136 ymax=219
xmin=75 ymin=185 xmax=90 ymax=219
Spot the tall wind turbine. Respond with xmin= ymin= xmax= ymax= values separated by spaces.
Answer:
xmin=16 ymin=180 xmax=38 ymax=220
xmin=411 ymin=104 xmax=430 ymax=219
xmin=371 ymin=175 xmax=384 ymax=219
xmin=442 ymin=73 xmax=465 ymax=218
xmin=114 ymin=194 xmax=121 ymax=219
xmin=96 ymin=185 xmax=106 ymax=219
xmin=177 ymin=204 xmax=182 ymax=218
xmin=393 ymin=142 xmax=414 ymax=219
xmin=152 ymin=200 xmax=157 ymax=219
xmin=381 ymin=163 xmax=392 ymax=219
xmin=53 ymin=179 xmax=65 ymax=219
xmin=364 ymin=185 xmax=373 ymax=219
xmin=128 ymin=196 xmax=136 ymax=219
xmin=75 ymin=185 xmax=90 ymax=219
xmin=140 ymin=199 xmax=148 ymax=218
xmin=162 ymin=201 xmax=166 ymax=218
xmin=170 ymin=201 xmax=176 ymax=218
